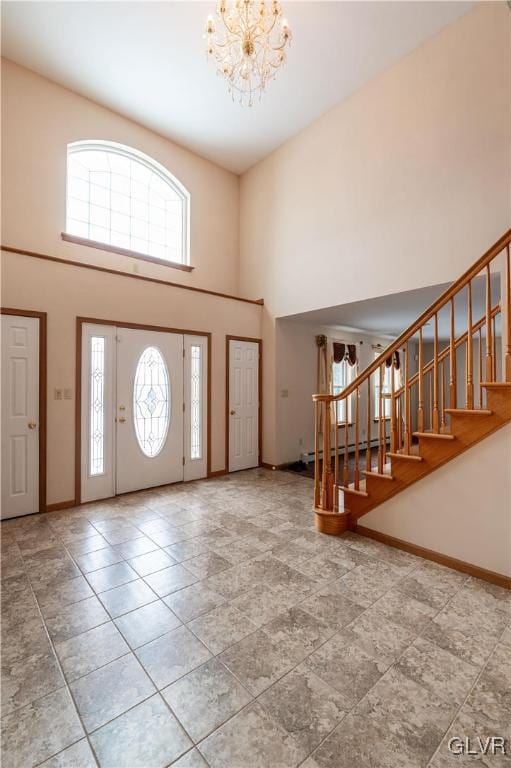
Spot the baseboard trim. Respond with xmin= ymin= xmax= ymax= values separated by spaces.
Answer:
xmin=356 ymin=525 xmax=511 ymax=589
xmin=45 ymin=499 xmax=77 ymax=513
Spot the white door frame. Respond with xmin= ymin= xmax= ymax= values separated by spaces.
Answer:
xmin=77 ymin=318 xmax=210 ymax=504
xmin=1 ymin=308 xmax=46 ymax=517
xmin=226 ymin=335 xmax=262 ymax=473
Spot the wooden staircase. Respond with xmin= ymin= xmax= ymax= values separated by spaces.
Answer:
xmin=313 ymin=230 xmax=511 ymax=534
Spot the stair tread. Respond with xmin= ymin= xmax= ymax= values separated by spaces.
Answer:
xmin=363 ymin=468 xmax=394 ymax=481
xmin=481 ymin=382 xmax=511 ymax=387
xmin=444 ymin=408 xmax=492 ymax=415
xmin=387 ymin=450 xmax=423 ymax=462
xmin=413 ymin=430 xmax=455 ymax=440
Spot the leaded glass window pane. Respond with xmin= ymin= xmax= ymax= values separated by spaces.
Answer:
xmin=90 ymin=336 xmax=105 ymax=476
xmin=133 ymin=347 xmax=170 ymax=458
xmin=190 ymin=345 xmax=202 ymax=460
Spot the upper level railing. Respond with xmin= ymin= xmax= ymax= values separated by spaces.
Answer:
xmin=312 ymin=229 xmax=511 ymax=512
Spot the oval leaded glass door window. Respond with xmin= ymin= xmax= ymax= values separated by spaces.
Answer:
xmin=133 ymin=347 xmax=170 ymax=457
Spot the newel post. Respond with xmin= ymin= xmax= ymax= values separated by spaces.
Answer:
xmin=321 ymin=400 xmax=334 ymax=511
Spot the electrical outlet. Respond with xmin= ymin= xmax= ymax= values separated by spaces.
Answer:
xmin=280 ymin=389 xmax=289 ymax=398
xmin=54 ymin=388 xmax=63 ymax=400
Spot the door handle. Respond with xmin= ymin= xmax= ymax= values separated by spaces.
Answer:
xmin=230 ymin=410 xmax=236 ymax=416
xmin=28 ymin=421 xmax=37 ymax=430
xmin=118 ymin=417 xmax=127 ymax=423
xmin=119 ymin=405 xmax=126 ymax=411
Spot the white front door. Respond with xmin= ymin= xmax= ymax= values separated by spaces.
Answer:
xmin=116 ymin=328 xmax=184 ymax=494
xmin=81 ymin=324 xmax=207 ymax=502
xmin=229 ymin=339 xmax=259 ymax=472
xmin=1 ymin=315 xmax=39 ymax=519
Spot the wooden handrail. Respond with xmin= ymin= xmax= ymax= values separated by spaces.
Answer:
xmin=313 ymin=228 xmax=511 ymax=404
xmin=394 ymin=304 xmax=500 ymax=396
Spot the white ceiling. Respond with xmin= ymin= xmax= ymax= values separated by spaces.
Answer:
xmin=1 ymin=1 xmax=474 ymax=173
xmin=284 ymin=275 xmax=502 ymax=342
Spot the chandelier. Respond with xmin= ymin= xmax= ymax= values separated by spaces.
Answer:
xmin=205 ymin=0 xmax=292 ymax=107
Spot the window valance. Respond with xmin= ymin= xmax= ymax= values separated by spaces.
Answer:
xmin=333 ymin=342 xmax=357 ymax=366
xmin=385 ymin=351 xmax=401 ymax=370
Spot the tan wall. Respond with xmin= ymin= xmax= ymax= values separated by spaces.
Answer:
xmin=1 ymin=59 xmax=243 ymax=298
xmin=361 ymin=423 xmax=511 ymax=577
xmin=1 ymin=250 xmax=262 ymax=505
xmin=239 ymin=3 xmax=511 ymax=464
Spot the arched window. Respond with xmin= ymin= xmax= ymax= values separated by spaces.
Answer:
xmin=65 ymin=141 xmax=190 ymax=266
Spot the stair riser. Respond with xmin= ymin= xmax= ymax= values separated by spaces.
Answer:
xmin=417 ymin=439 xmax=459 ymax=465
xmin=449 ymin=413 xmax=506 ymax=447
xmin=486 ymin=390 xmax=511 ymax=419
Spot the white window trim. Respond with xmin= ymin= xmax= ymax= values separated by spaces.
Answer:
xmin=65 ymin=140 xmax=191 ymax=266
xmin=332 ymin=355 xmax=357 ymax=425
xmin=373 ymin=353 xmax=402 ymax=420
xmin=183 ymin=335 xmax=208 ymax=482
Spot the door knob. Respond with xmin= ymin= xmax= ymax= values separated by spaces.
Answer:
xmin=28 ymin=421 xmax=37 ymax=429
xmin=118 ymin=417 xmax=127 ymax=423
xmin=230 ymin=410 xmax=236 ymax=415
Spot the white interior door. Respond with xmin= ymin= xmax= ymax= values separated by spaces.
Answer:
xmin=1 ymin=315 xmax=39 ymax=519
xmin=116 ymin=328 xmax=184 ymax=494
xmin=229 ymin=338 xmax=259 ymax=472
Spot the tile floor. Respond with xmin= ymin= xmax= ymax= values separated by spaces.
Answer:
xmin=1 ymin=468 xmax=510 ymax=768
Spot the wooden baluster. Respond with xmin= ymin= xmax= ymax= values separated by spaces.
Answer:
xmin=314 ymin=401 xmax=320 ymax=508
xmin=440 ymin=360 xmax=446 ymax=428
xmin=432 ymin=313 xmax=439 ymax=431
xmin=506 ymin=244 xmax=511 ymax=381
xmin=390 ymin=354 xmax=396 ymax=453
xmin=429 ymin=371 xmax=433 ymax=430
xmin=485 ymin=265 xmax=493 ymax=382
xmin=397 ymin=395 xmax=403 ymax=449
xmin=333 ymin=412 xmax=339 ymax=512
xmin=321 ymin=401 xmax=333 ymax=510
xmin=383 ymin=400 xmax=387 ymax=467
xmin=366 ymin=375 xmax=372 ymax=472
xmin=343 ymin=406 xmax=349 ymax=488
xmin=403 ymin=344 xmax=411 ymax=451
xmin=354 ymin=387 xmax=360 ymax=490
xmin=449 ymin=298 xmax=457 ymax=409
xmin=492 ymin=315 xmax=497 ymax=381
xmin=478 ymin=327 xmax=483 ymax=407
xmin=377 ymin=365 xmax=384 ymax=473
xmin=418 ymin=327 xmax=424 ymax=432
xmin=466 ymin=281 xmax=474 ymax=408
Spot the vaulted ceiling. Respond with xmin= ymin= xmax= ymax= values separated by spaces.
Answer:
xmin=1 ymin=1 xmax=474 ymax=173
